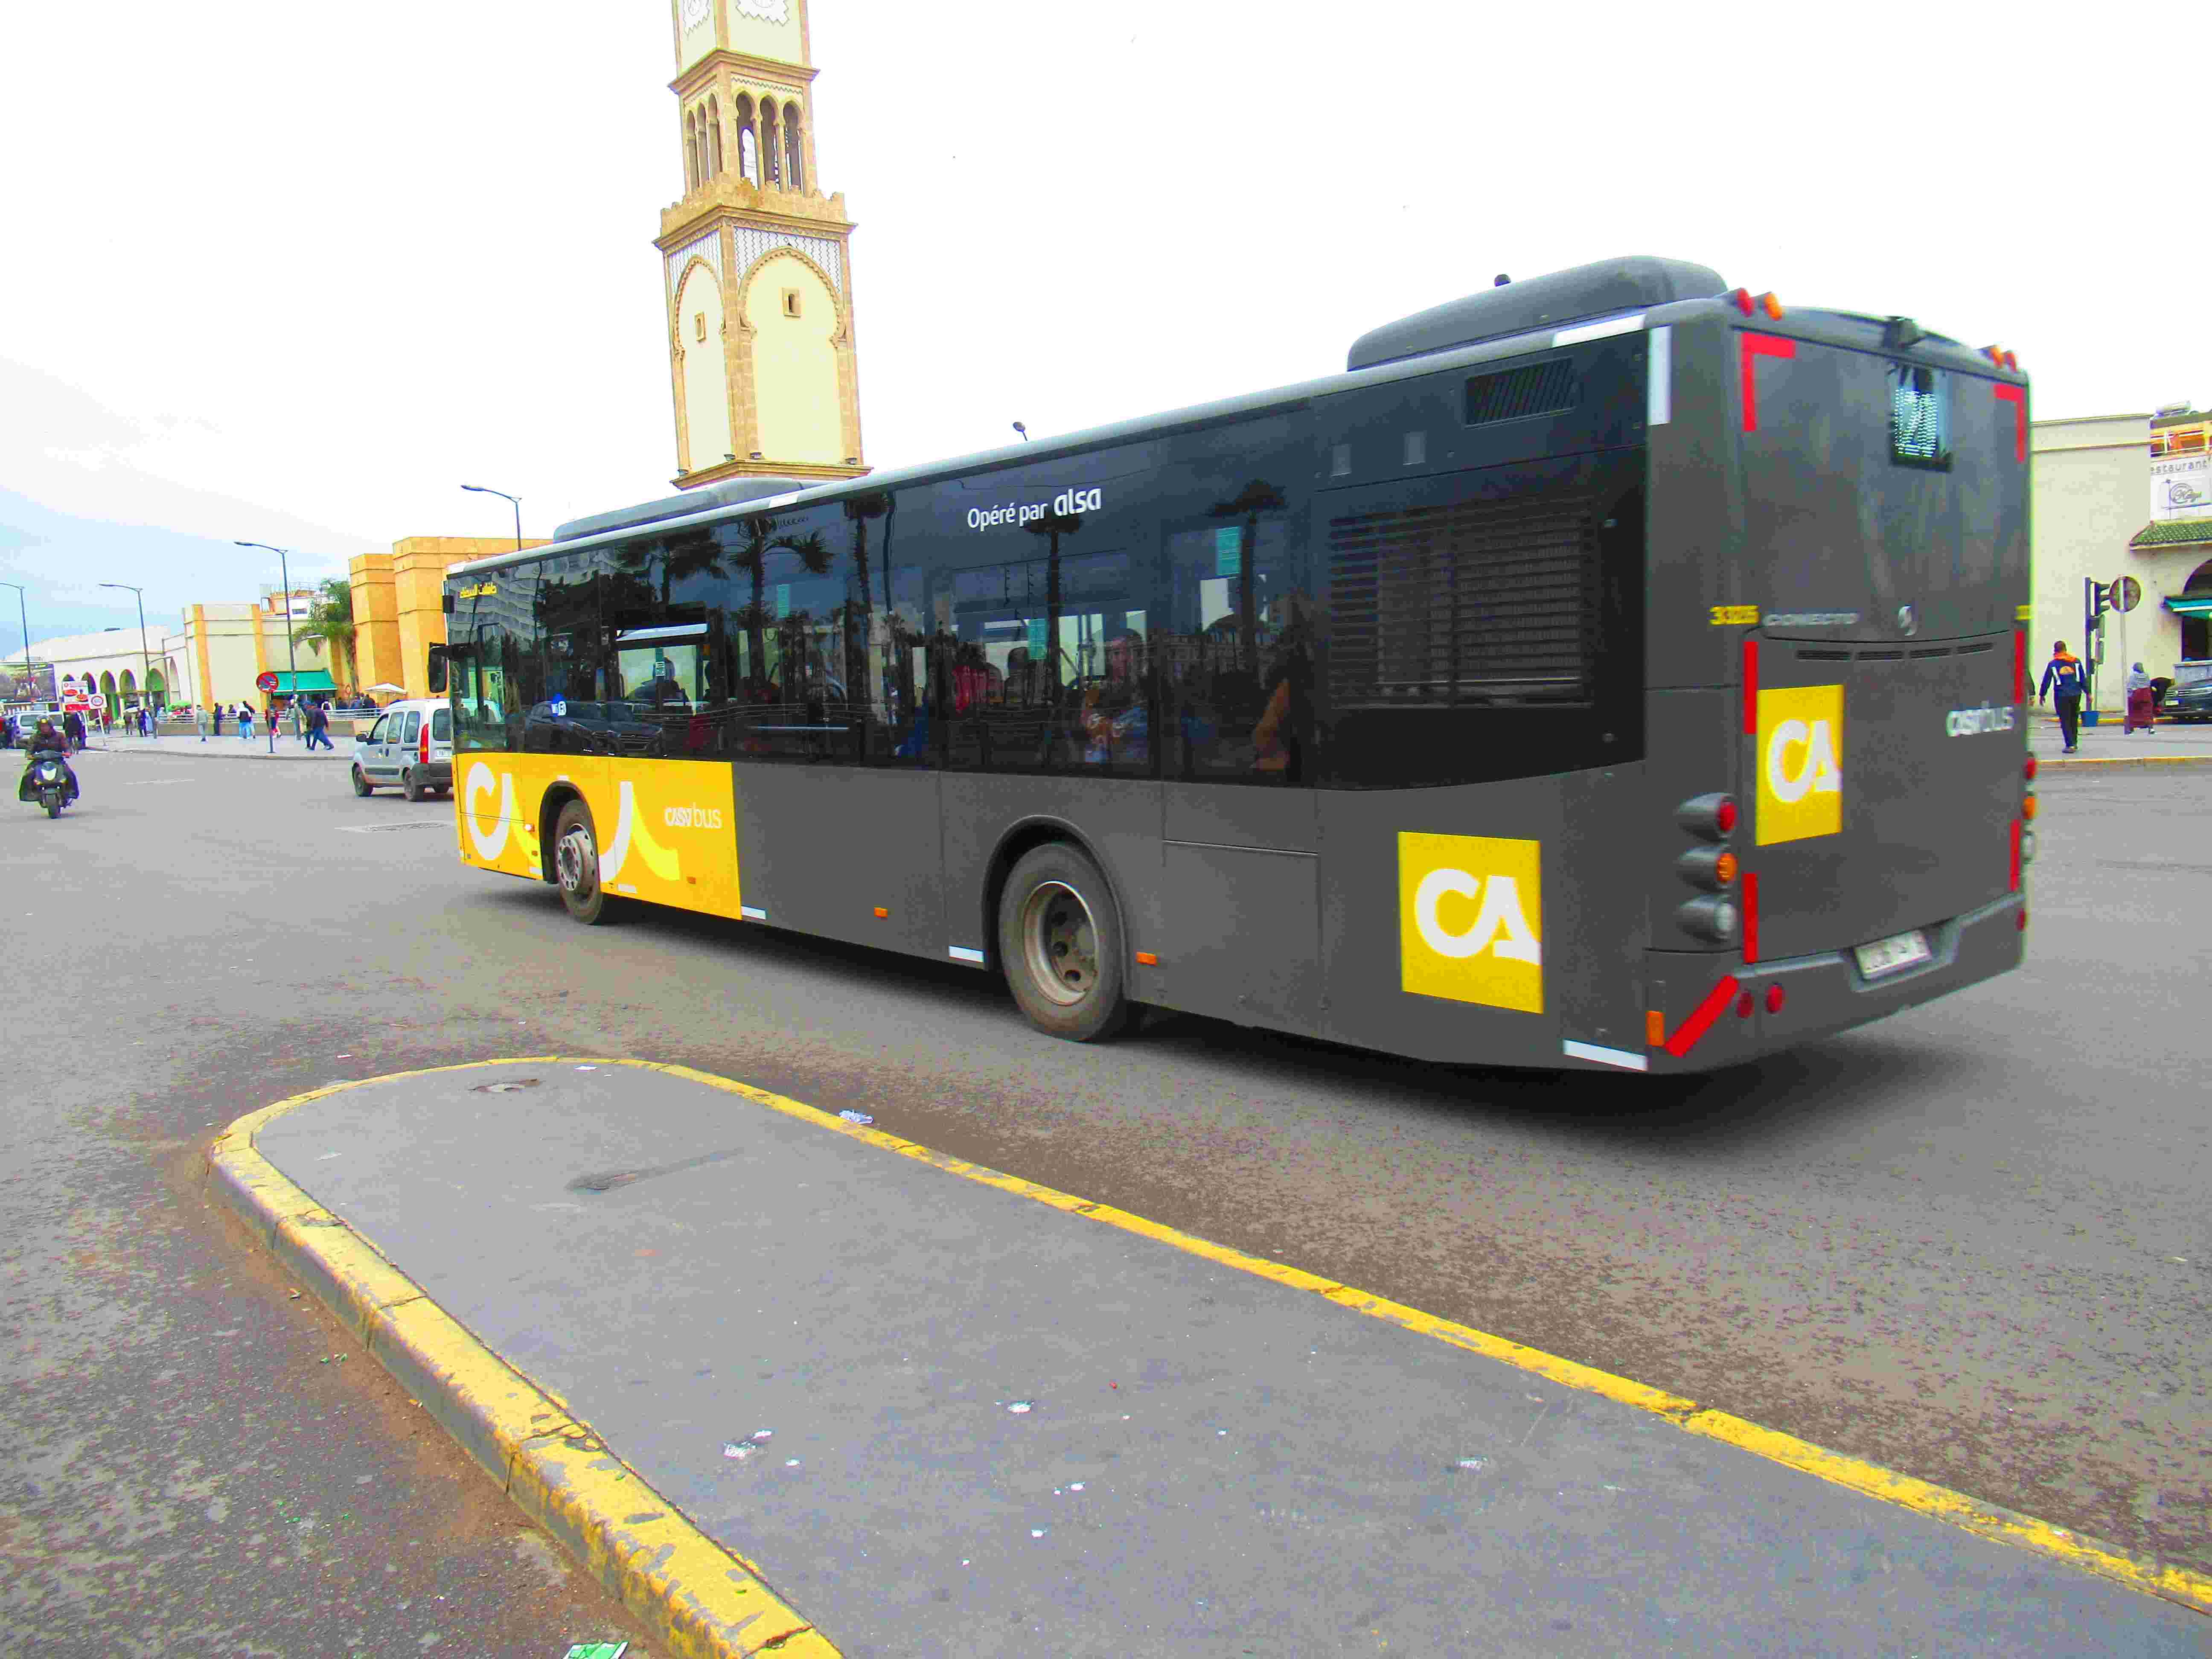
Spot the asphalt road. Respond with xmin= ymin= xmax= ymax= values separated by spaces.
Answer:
xmin=3 ymin=737 xmax=2206 ymax=1653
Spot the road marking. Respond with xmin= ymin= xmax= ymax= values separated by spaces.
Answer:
xmin=637 ymin=1060 xmax=2212 ymax=1618
xmin=211 ymin=1056 xmax=2212 ymax=1650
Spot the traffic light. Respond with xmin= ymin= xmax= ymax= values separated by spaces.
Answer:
xmin=2091 ymin=581 xmax=2115 ymax=615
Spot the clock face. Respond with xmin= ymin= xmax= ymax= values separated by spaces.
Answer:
xmin=735 ymin=0 xmax=790 ymax=20
xmin=679 ymin=0 xmax=710 ymax=29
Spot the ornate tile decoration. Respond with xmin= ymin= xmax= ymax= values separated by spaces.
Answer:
xmin=731 ymin=227 xmax=844 ymax=297
xmin=665 ymin=230 xmax=724 ymax=299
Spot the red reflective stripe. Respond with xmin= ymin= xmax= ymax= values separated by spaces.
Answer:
xmin=1741 ymin=870 xmax=1760 ymax=964
xmin=1664 ymin=975 xmax=1742 ymax=1059
xmin=1992 ymin=383 xmax=2028 ymax=462
xmin=1740 ymin=332 xmax=1796 ymax=431
xmin=2010 ymin=819 xmax=2022 ymax=893
xmin=2013 ymin=628 xmax=2028 ymax=704
xmin=1741 ymin=638 xmax=1759 ymax=734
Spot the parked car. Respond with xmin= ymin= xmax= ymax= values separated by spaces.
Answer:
xmin=352 ymin=699 xmax=453 ymax=800
xmin=2162 ymin=679 xmax=2212 ymax=724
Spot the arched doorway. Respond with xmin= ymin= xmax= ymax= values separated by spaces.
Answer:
xmin=2183 ymin=559 xmax=2212 ymax=663
xmin=99 ymin=670 xmax=117 ymax=716
xmin=144 ymin=668 xmax=165 ymax=711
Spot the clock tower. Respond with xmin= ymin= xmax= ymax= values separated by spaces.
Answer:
xmin=657 ymin=0 xmax=867 ymax=489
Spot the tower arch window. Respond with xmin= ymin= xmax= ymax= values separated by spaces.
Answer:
xmin=761 ymin=101 xmax=781 ymax=186
xmin=708 ymin=96 xmax=723 ymax=175
xmin=736 ymin=94 xmax=759 ymax=184
xmin=783 ymin=102 xmax=803 ymax=191
xmin=683 ymin=110 xmax=698 ymax=190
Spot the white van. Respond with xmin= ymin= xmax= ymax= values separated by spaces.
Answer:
xmin=352 ymin=699 xmax=453 ymax=800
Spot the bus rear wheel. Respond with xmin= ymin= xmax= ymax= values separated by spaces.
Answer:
xmin=552 ymin=799 xmax=617 ymax=925
xmin=999 ymin=843 xmax=1129 ymax=1042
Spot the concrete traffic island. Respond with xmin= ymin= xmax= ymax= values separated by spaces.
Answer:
xmin=207 ymin=1060 xmax=2212 ymax=1658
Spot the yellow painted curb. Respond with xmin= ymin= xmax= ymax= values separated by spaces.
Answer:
xmin=212 ymin=1057 xmax=2212 ymax=1638
xmin=206 ymin=1058 xmax=838 ymax=1659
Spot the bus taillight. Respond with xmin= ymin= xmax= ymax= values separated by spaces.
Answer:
xmin=1675 ymin=793 xmax=1738 ymax=841
xmin=1730 ymin=287 xmax=1755 ymax=315
xmin=2014 ymin=629 xmax=2028 ymax=704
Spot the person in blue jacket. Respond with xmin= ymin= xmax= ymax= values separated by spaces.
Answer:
xmin=2038 ymin=640 xmax=2087 ymax=754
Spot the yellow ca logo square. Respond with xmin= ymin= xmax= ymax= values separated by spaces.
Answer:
xmin=1397 ymin=833 xmax=1543 ymax=1013
xmin=1755 ymin=684 xmax=1844 ymax=845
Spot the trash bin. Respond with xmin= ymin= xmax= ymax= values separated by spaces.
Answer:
xmin=2081 ymin=708 xmax=2101 ymax=727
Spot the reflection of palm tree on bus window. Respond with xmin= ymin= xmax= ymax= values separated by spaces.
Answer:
xmin=726 ymin=515 xmax=828 ymax=696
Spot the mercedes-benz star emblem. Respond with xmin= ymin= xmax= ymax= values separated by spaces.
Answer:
xmin=1897 ymin=604 xmax=1918 ymax=635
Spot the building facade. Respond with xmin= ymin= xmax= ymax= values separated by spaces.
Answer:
xmin=349 ymin=536 xmax=546 ymax=701
xmin=2030 ymin=408 xmax=2212 ymax=706
xmin=13 ymin=591 xmax=338 ymax=719
xmin=656 ymin=0 xmax=867 ymax=492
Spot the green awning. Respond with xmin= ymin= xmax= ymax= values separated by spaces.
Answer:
xmin=269 ymin=670 xmax=338 ymax=693
xmin=2129 ymin=518 xmax=2212 ymax=548
xmin=2163 ymin=597 xmax=2212 ymax=617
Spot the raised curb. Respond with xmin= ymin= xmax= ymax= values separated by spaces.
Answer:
xmin=205 ymin=1061 xmax=838 ymax=1659
xmin=209 ymin=1058 xmax=2212 ymax=1642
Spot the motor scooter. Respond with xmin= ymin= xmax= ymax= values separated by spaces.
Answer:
xmin=19 ymin=747 xmax=76 ymax=818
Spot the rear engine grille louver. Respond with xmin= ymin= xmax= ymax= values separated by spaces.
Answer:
xmin=1327 ymin=490 xmax=1601 ymax=707
xmin=1464 ymin=358 xmax=1579 ymax=426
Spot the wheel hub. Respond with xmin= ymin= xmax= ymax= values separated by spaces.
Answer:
xmin=556 ymin=826 xmax=598 ymax=896
xmin=1020 ymin=880 xmax=1097 ymax=1007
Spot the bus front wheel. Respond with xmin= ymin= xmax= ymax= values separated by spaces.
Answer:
xmin=553 ymin=799 xmax=617 ymax=925
xmin=999 ymin=843 xmax=1129 ymax=1042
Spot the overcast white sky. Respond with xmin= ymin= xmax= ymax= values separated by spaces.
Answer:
xmin=0 ymin=0 xmax=2198 ymax=639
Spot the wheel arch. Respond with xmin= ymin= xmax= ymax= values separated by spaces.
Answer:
xmin=538 ymin=781 xmax=585 ymax=884
xmin=980 ymin=815 xmax=1132 ymax=976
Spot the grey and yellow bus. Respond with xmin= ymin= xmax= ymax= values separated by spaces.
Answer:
xmin=442 ymin=256 xmax=2032 ymax=1074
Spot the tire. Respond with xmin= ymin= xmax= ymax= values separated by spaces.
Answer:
xmin=552 ymin=798 xmax=617 ymax=925
xmin=43 ymin=790 xmax=61 ymax=819
xmin=402 ymin=768 xmax=424 ymax=803
xmin=352 ymin=765 xmax=374 ymax=797
xmin=997 ymin=842 xmax=1129 ymax=1041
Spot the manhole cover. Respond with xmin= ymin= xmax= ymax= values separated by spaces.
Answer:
xmin=472 ymin=1078 xmax=541 ymax=1094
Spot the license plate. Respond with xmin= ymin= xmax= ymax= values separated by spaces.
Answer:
xmin=1854 ymin=929 xmax=1931 ymax=979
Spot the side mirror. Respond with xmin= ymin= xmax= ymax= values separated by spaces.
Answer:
xmin=426 ymin=645 xmax=448 ymax=696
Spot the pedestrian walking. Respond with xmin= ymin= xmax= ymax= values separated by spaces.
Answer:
xmin=239 ymin=704 xmax=254 ymax=742
xmin=2037 ymin=639 xmax=2087 ymax=754
xmin=2123 ymin=662 xmax=2155 ymax=734
xmin=307 ymin=699 xmax=331 ymax=751
xmin=195 ymin=705 xmax=210 ymax=742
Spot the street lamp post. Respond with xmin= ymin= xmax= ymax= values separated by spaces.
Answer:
xmin=233 ymin=541 xmax=301 ymax=739
xmin=461 ymin=484 xmax=523 ymax=552
xmin=0 ymin=580 xmax=29 ymax=698
xmin=98 ymin=582 xmax=154 ymax=729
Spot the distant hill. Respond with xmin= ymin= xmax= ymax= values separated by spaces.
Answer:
xmin=0 ymin=487 xmax=353 ymax=644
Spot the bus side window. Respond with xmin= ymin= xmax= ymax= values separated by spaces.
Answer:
xmin=1164 ymin=508 xmax=1307 ymax=782
xmin=938 ymin=546 xmax=1152 ymax=774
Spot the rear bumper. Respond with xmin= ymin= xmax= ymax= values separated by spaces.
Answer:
xmin=1643 ymin=892 xmax=2025 ymax=1074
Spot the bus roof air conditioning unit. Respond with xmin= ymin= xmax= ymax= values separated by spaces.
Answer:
xmin=1347 ymin=256 xmax=1727 ymax=372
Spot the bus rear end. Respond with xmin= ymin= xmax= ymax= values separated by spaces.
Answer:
xmin=1645 ymin=301 xmax=2032 ymax=1070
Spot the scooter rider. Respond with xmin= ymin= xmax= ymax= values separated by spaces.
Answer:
xmin=17 ymin=718 xmax=80 ymax=807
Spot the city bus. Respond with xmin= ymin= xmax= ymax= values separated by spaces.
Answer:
xmin=440 ymin=256 xmax=2032 ymax=1074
